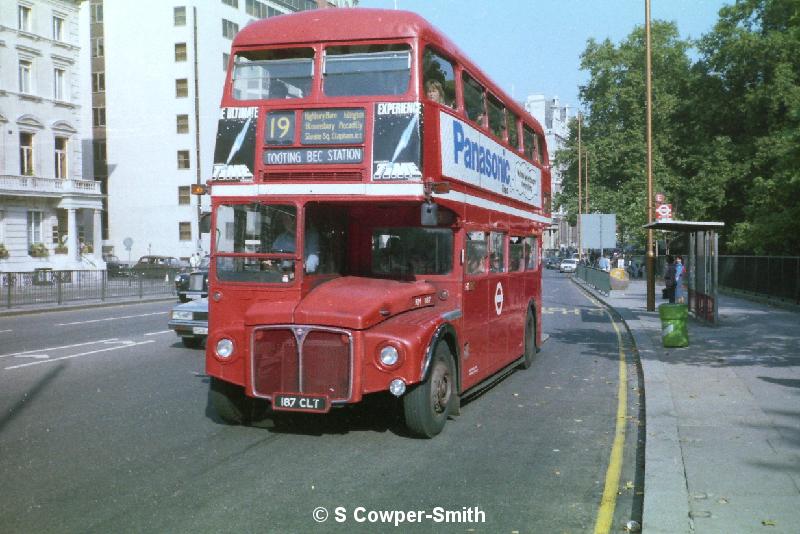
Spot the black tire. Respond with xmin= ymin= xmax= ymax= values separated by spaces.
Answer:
xmin=403 ymin=342 xmax=455 ymax=438
xmin=208 ymin=377 xmax=250 ymax=425
xmin=178 ymin=295 xmax=189 ymax=303
xmin=520 ymin=309 xmax=536 ymax=369
xmin=181 ymin=336 xmax=202 ymax=349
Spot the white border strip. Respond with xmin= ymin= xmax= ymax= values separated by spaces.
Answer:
xmin=212 ymin=183 xmax=551 ymax=225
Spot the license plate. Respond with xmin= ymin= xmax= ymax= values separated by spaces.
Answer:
xmin=273 ymin=393 xmax=329 ymax=413
xmin=192 ymin=326 xmax=208 ymax=334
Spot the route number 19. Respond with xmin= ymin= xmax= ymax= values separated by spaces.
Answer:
xmin=266 ymin=112 xmax=295 ymax=145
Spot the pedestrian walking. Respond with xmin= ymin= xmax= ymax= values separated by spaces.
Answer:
xmin=675 ymin=256 xmax=685 ymax=303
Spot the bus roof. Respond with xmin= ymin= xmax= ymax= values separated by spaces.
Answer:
xmin=232 ymin=8 xmax=546 ymax=140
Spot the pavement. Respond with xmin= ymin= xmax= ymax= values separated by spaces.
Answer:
xmin=575 ymin=277 xmax=800 ymax=533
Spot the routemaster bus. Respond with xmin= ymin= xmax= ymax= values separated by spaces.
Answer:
xmin=205 ymin=8 xmax=551 ymax=437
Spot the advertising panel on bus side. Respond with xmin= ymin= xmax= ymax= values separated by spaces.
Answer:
xmin=439 ymin=111 xmax=542 ymax=208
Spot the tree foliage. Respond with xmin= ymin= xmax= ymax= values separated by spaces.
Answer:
xmin=557 ymin=0 xmax=800 ymax=254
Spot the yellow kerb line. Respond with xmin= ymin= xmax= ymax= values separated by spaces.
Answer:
xmin=584 ymin=294 xmax=628 ymax=534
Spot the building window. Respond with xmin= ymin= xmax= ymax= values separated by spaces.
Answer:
xmin=55 ymin=136 xmax=68 ymax=179
xmin=175 ymin=43 xmax=187 ymax=62
xmin=92 ymin=72 xmax=105 ymax=92
xmin=28 ymin=211 xmax=43 ymax=247
xmin=179 ymin=222 xmax=192 ymax=241
xmin=177 ymin=150 xmax=190 ymax=169
xmin=91 ymin=4 xmax=103 ymax=23
xmin=223 ymin=52 xmax=230 ymax=71
xmin=246 ymin=0 xmax=265 ymax=17
xmin=175 ymin=78 xmax=188 ymax=98
xmin=93 ymin=140 xmax=106 ymax=159
xmin=176 ymin=114 xmax=189 ymax=134
xmin=18 ymin=4 xmax=32 ymax=32
xmin=20 ymin=132 xmax=34 ymax=175
xmin=178 ymin=186 xmax=191 ymax=205
xmin=19 ymin=59 xmax=33 ymax=94
xmin=222 ymin=0 xmax=239 ymax=7
xmin=92 ymin=37 xmax=104 ymax=57
xmin=52 ymin=15 xmax=65 ymax=41
xmin=53 ymin=68 xmax=66 ymax=101
xmin=174 ymin=6 xmax=186 ymax=26
xmin=92 ymin=107 xmax=106 ymax=127
xmin=93 ymin=140 xmax=106 ymax=162
xmin=222 ymin=19 xmax=239 ymax=40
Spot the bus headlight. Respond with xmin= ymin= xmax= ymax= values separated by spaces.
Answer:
xmin=379 ymin=345 xmax=400 ymax=367
xmin=215 ymin=338 xmax=234 ymax=359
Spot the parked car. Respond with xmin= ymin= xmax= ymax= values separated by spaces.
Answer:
xmin=103 ymin=254 xmax=130 ymax=277
xmin=131 ymin=255 xmax=188 ymax=279
xmin=175 ymin=256 xmax=210 ymax=302
xmin=168 ymin=298 xmax=208 ymax=348
xmin=559 ymin=258 xmax=578 ymax=273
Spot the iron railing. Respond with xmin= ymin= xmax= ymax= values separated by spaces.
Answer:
xmin=718 ymin=256 xmax=800 ymax=304
xmin=1 ymin=269 xmax=178 ymax=309
xmin=576 ymin=265 xmax=611 ymax=295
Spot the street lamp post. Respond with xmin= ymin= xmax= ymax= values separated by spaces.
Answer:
xmin=645 ymin=0 xmax=656 ymax=310
xmin=577 ymin=113 xmax=582 ymax=262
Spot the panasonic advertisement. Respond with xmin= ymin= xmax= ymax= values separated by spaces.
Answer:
xmin=439 ymin=112 xmax=541 ymax=208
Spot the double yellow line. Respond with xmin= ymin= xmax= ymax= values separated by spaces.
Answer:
xmin=582 ymin=293 xmax=629 ymax=534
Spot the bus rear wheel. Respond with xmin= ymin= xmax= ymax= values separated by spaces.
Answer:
xmin=403 ymin=343 xmax=455 ymax=438
xmin=209 ymin=377 xmax=252 ymax=425
xmin=520 ymin=310 xmax=536 ymax=370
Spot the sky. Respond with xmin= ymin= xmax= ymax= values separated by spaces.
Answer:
xmin=358 ymin=0 xmax=732 ymax=111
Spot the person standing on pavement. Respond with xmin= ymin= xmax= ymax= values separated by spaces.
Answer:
xmin=664 ymin=255 xmax=677 ymax=303
xmin=675 ymin=256 xmax=685 ymax=303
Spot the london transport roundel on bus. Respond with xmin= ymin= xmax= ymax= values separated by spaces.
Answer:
xmin=495 ymin=282 xmax=504 ymax=315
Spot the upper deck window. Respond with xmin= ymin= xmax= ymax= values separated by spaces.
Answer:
xmin=323 ymin=44 xmax=411 ymax=97
xmin=462 ymin=72 xmax=485 ymax=125
xmin=423 ymin=48 xmax=455 ymax=108
xmin=232 ymin=48 xmax=314 ymax=101
xmin=487 ymin=94 xmax=505 ymax=140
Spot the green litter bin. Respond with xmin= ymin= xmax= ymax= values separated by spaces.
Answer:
xmin=659 ymin=303 xmax=689 ymax=348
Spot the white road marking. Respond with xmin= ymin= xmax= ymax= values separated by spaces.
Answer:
xmin=56 ymin=312 xmax=166 ymax=326
xmin=0 ymin=329 xmax=12 ymax=333
xmin=0 ymin=338 xmax=119 ymax=359
xmin=144 ymin=330 xmax=173 ymax=336
xmin=14 ymin=354 xmax=50 ymax=359
xmin=5 ymin=340 xmax=155 ymax=370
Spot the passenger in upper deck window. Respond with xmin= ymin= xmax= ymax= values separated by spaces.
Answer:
xmin=425 ymin=79 xmax=445 ymax=104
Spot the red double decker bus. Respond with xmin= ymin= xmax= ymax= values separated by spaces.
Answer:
xmin=206 ymin=8 xmax=551 ymax=437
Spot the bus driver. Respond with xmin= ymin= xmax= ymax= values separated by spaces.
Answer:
xmin=272 ymin=210 xmax=320 ymax=273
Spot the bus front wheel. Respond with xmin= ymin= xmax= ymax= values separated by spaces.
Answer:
xmin=208 ymin=377 xmax=251 ymax=425
xmin=403 ymin=343 xmax=455 ymax=438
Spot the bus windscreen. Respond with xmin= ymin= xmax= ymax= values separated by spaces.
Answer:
xmin=232 ymin=48 xmax=314 ymax=100
xmin=323 ymin=45 xmax=411 ymax=97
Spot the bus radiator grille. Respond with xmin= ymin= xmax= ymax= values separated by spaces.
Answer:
xmin=252 ymin=327 xmax=352 ymax=402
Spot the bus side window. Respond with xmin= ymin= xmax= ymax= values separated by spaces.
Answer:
xmin=523 ymin=125 xmax=536 ymax=162
xmin=461 ymin=72 xmax=486 ymax=125
xmin=422 ymin=48 xmax=455 ymax=108
xmin=507 ymin=111 xmax=520 ymax=151
xmin=489 ymin=231 xmax=505 ymax=273
xmin=509 ymin=236 xmax=525 ymax=271
xmin=524 ymin=236 xmax=538 ymax=270
xmin=466 ymin=231 xmax=487 ymax=275
xmin=487 ymin=94 xmax=505 ymax=140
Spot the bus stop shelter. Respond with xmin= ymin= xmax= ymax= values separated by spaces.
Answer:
xmin=643 ymin=220 xmax=725 ymax=324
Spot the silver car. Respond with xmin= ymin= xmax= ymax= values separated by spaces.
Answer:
xmin=168 ymin=298 xmax=208 ymax=348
